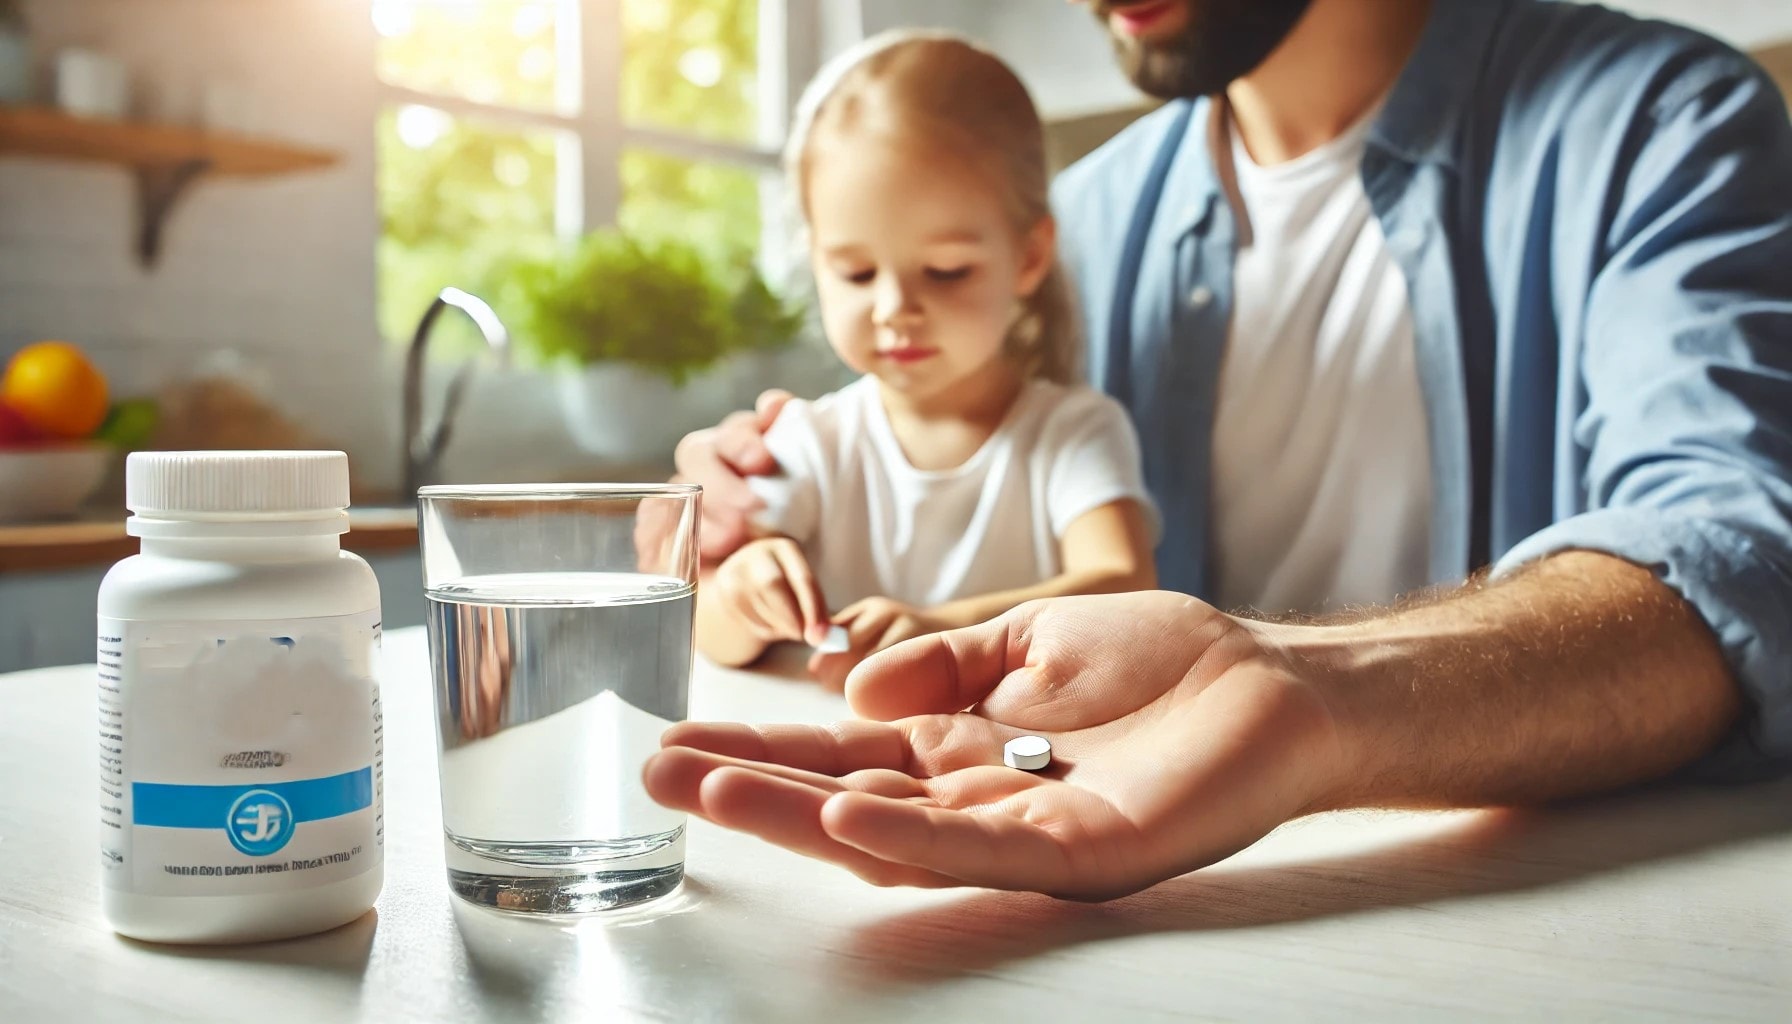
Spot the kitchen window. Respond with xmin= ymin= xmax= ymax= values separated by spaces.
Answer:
xmin=373 ymin=0 xmax=817 ymax=355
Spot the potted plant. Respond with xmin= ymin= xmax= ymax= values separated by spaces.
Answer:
xmin=503 ymin=230 xmax=804 ymax=463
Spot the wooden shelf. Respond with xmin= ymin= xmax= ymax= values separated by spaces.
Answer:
xmin=0 ymin=105 xmax=336 ymax=175
xmin=0 ymin=511 xmax=418 ymax=576
xmin=0 ymin=105 xmax=339 ymax=265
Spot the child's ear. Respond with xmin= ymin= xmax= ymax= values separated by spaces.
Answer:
xmin=1015 ymin=215 xmax=1057 ymax=298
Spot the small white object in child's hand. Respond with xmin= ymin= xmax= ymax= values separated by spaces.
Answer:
xmin=815 ymin=625 xmax=851 ymax=655
xmin=1004 ymin=735 xmax=1052 ymax=771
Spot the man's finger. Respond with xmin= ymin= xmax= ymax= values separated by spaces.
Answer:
xmin=657 ymin=717 xmax=1010 ymax=778
xmin=820 ymin=790 xmax=1077 ymax=893
xmin=845 ymin=610 xmax=1033 ymax=721
xmin=698 ymin=768 xmax=962 ymax=889
xmin=659 ymin=720 xmax=912 ymax=775
xmin=644 ymin=746 xmax=927 ymax=809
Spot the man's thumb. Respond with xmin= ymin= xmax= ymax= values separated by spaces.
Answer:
xmin=845 ymin=617 xmax=1018 ymax=721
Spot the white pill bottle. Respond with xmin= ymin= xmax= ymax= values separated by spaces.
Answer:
xmin=97 ymin=451 xmax=384 ymax=943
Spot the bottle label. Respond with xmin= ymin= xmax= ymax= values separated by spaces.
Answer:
xmin=98 ymin=612 xmax=384 ymax=896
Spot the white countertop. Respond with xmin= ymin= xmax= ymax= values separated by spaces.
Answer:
xmin=2 ymin=627 xmax=1789 ymax=1022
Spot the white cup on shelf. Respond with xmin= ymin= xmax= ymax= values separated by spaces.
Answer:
xmin=54 ymin=47 xmax=128 ymax=119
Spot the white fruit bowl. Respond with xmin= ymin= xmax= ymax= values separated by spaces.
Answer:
xmin=0 ymin=442 xmax=113 ymax=523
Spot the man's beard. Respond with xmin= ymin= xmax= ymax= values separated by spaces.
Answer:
xmin=1094 ymin=0 xmax=1317 ymax=98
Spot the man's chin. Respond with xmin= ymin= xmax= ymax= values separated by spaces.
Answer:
xmin=1114 ymin=42 xmax=1214 ymax=99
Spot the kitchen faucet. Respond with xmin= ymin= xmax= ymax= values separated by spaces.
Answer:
xmin=400 ymin=287 xmax=510 ymax=500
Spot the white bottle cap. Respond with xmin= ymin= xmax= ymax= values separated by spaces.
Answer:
xmin=126 ymin=451 xmax=351 ymax=533
xmin=1003 ymin=735 xmax=1052 ymax=771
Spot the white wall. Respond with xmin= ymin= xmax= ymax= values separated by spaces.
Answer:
xmin=0 ymin=0 xmax=399 ymax=488
xmin=981 ymin=2 xmax=1145 ymax=121
xmin=1596 ymin=0 xmax=1792 ymax=49
xmin=857 ymin=0 xmax=990 ymax=39
xmin=851 ymin=0 xmax=1144 ymax=120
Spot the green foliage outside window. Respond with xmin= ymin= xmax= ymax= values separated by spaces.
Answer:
xmin=619 ymin=150 xmax=763 ymax=266
xmin=622 ymin=0 xmax=759 ymax=143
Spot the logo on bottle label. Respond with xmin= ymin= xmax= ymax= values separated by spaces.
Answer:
xmin=227 ymin=789 xmax=294 ymax=856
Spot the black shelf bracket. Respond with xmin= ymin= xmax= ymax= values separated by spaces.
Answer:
xmin=133 ymin=158 xmax=212 ymax=267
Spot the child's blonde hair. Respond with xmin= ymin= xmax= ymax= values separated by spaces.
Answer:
xmin=784 ymin=30 xmax=1081 ymax=385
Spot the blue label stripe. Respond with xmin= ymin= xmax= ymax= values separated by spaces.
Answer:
xmin=133 ymin=768 xmax=373 ymax=829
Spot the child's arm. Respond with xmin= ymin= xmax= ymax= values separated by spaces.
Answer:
xmin=697 ymin=536 xmax=832 ymax=668
xmin=811 ymin=499 xmax=1155 ymax=687
xmin=932 ymin=497 xmax=1157 ymax=627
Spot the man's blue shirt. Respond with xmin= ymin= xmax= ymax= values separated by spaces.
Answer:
xmin=1055 ymin=0 xmax=1792 ymax=777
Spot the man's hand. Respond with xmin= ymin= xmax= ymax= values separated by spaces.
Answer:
xmin=709 ymin=536 xmax=832 ymax=650
xmin=673 ymin=390 xmax=792 ymax=565
xmin=806 ymin=596 xmax=955 ymax=691
xmin=647 ymin=592 xmax=1346 ymax=899
xmin=650 ymin=553 xmax=1742 ymax=899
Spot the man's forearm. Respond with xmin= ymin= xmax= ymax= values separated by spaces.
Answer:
xmin=1252 ymin=551 xmax=1743 ymax=809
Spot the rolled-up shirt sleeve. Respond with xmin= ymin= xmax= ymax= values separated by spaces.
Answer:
xmin=1493 ymin=60 xmax=1792 ymax=780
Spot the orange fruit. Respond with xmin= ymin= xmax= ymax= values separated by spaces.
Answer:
xmin=1 ymin=341 xmax=110 ymax=439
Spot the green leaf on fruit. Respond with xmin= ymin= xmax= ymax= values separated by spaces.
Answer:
xmin=95 ymin=398 xmax=159 ymax=449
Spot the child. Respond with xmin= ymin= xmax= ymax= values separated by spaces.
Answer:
xmin=696 ymin=31 xmax=1158 ymax=682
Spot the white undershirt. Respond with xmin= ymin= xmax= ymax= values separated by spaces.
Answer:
xmin=1210 ymin=108 xmax=1432 ymax=613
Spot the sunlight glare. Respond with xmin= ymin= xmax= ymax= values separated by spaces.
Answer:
xmin=518 ymin=45 xmax=553 ymax=82
xmin=513 ymin=3 xmax=553 ymax=39
xmin=396 ymin=104 xmax=452 ymax=150
xmin=677 ymin=47 xmax=724 ymax=89
xmin=370 ymin=1 xmax=413 ymax=39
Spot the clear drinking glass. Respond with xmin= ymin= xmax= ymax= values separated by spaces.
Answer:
xmin=417 ymin=484 xmax=699 ymax=913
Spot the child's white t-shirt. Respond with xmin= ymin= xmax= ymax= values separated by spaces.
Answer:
xmin=747 ymin=375 xmax=1158 ymax=610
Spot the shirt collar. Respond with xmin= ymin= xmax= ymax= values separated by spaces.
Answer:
xmin=1166 ymin=0 xmax=1515 ymax=241
xmin=1161 ymin=96 xmax=1227 ymax=243
xmin=1368 ymin=0 xmax=1517 ymax=168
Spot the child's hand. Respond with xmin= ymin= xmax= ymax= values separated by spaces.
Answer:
xmin=808 ymin=597 xmax=952 ymax=691
xmin=711 ymin=537 xmax=831 ymax=649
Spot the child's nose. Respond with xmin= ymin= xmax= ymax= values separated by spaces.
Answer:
xmin=871 ymin=276 xmax=922 ymax=328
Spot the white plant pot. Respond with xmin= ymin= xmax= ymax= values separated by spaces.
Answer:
xmin=558 ymin=361 xmax=731 ymax=464
xmin=557 ymin=351 xmax=819 ymax=465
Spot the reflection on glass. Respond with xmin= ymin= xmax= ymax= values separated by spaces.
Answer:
xmin=454 ymin=602 xmax=512 ymax=741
